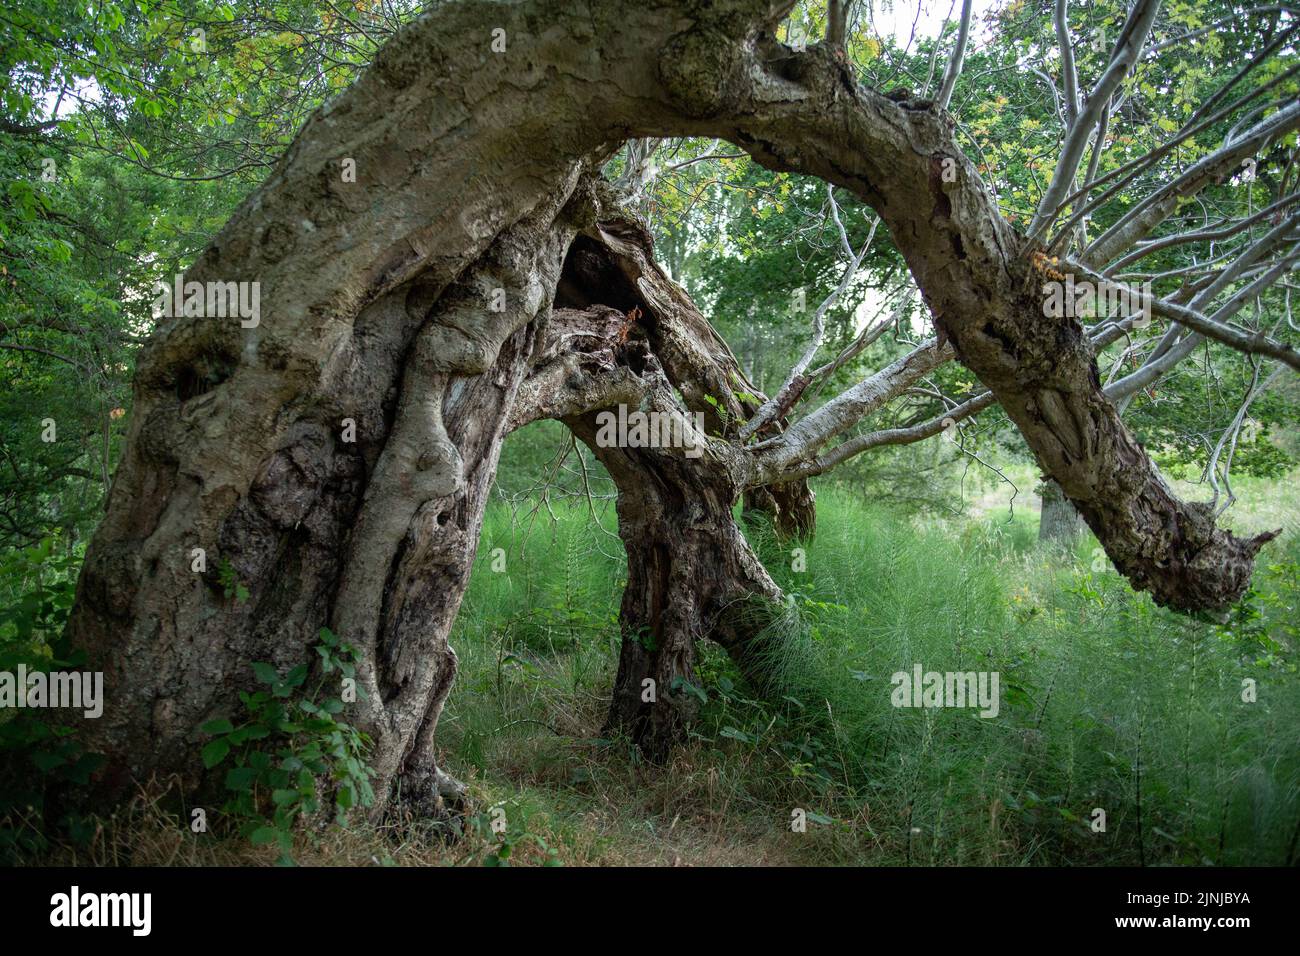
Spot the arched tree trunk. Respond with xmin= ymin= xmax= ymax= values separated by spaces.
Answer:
xmin=59 ymin=0 xmax=1277 ymax=813
xmin=59 ymin=0 xmax=708 ymax=812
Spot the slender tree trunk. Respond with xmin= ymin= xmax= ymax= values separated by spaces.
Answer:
xmin=1038 ymin=478 xmax=1084 ymax=546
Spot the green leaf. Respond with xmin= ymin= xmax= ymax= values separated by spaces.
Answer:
xmin=31 ymin=750 xmax=67 ymax=772
xmin=336 ymin=783 xmax=354 ymax=810
xmin=251 ymin=662 xmax=279 ymax=685
xmin=249 ymin=826 xmax=279 ymax=846
xmin=224 ymin=766 xmax=257 ymax=791
xmin=201 ymin=738 xmax=230 ymax=769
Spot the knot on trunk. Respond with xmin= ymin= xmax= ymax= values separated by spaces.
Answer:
xmin=659 ymin=29 xmax=745 ymax=118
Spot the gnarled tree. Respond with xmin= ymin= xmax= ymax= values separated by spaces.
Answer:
xmin=60 ymin=0 xmax=1299 ymax=807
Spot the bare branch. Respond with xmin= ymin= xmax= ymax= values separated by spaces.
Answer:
xmin=1060 ymin=256 xmax=1300 ymax=372
xmin=1110 ymin=191 xmax=1300 ymax=272
xmin=1054 ymin=0 xmax=1079 ymax=125
xmin=739 ymin=188 xmax=880 ymax=439
xmin=1207 ymin=362 xmax=1284 ymax=515
xmin=826 ymin=0 xmax=852 ymax=49
xmin=1028 ymin=0 xmax=1163 ymax=235
xmin=1081 ymin=99 xmax=1300 ymax=263
xmin=782 ymin=389 xmax=1000 ymax=480
xmin=769 ymin=309 xmax=1171 ymax=483
xmin=935 ymin=0 xmax=974 ymax=112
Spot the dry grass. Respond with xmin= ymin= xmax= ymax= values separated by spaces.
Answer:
xmin=23 ymin=759 xmax=812 ymax=867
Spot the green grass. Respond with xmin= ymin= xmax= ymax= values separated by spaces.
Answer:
xmin=439 ymin=484 xmax=1300 ymax=866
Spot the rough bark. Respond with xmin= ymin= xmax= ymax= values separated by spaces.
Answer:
xmin=568 ymin=408 xmax=780 ymax=761
xmin=61 ymin=0 xmax=648 ymax=806
xmin=681 ymin=40 xmax=1277 ymax=611
xmin=71 ymin=172 xmax=594 ymax=810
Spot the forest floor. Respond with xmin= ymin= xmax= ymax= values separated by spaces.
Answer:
xmin=37 ymin=469 xmax=1300 ymax=867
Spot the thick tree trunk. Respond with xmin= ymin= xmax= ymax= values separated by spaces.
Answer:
xmin=567 ymin=412 xmax=780 ymax=761
xmin=511 ymin=208 xmax=798 ymax=758
xmin=61 ymin=0 xmax=673 ymax=810
xmin=69 ymin=181 xmax=590 ymax=810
